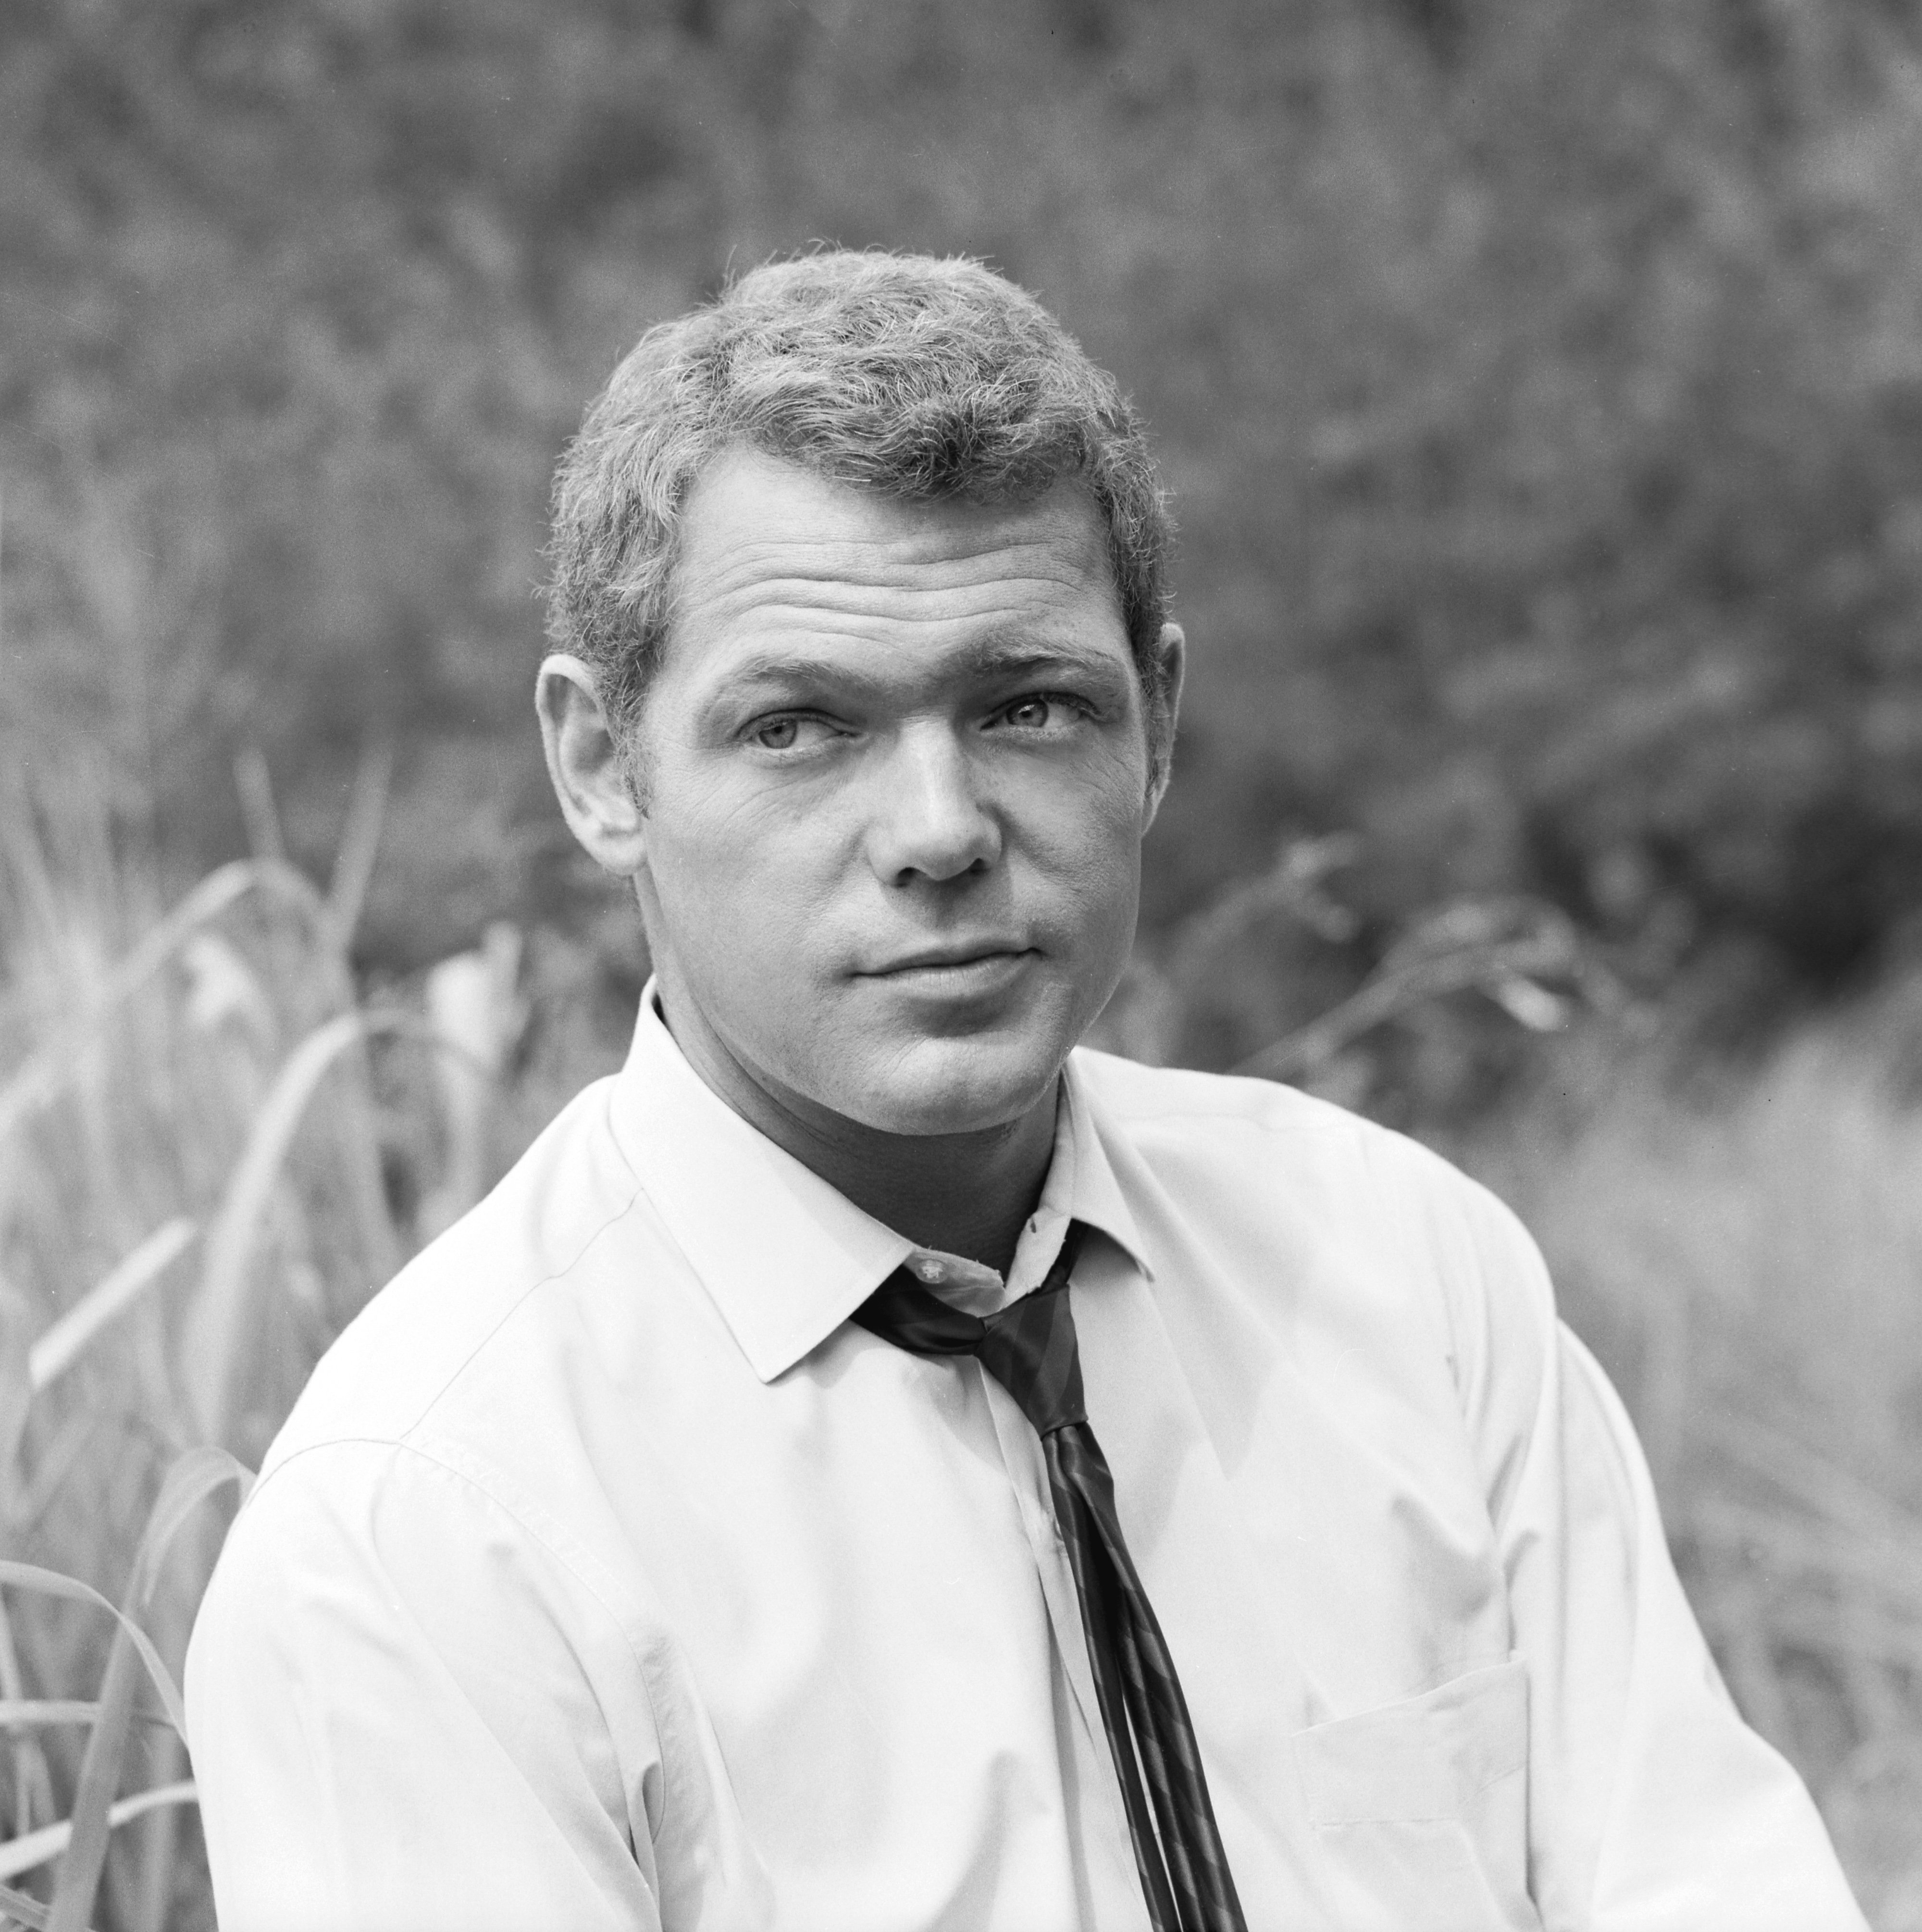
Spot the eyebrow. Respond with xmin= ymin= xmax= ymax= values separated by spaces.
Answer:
xmin=713 ymin=638 xmax=1130 ymax=698
xmin=963 ymin=639 xmax=1130 ymax=682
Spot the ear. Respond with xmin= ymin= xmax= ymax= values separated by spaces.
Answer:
xmin=536 ymin=655 xmax=648 ymax=878
xmin=1142 ymin=621 xmax=1186 ymax=831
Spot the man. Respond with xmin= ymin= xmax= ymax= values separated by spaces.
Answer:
xmin=186 ymin=251 xmax=1863 ymax=1931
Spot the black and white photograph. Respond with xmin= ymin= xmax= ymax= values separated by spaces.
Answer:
xmin=0 ymin=2 xmax=1917 ymax=1926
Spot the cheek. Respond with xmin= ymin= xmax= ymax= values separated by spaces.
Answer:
xmin=1021 ymin=757 xmax=1149 ymax=905
xmin=645 ymin=779 xmax=843 ymax=961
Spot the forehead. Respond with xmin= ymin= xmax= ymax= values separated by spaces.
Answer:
xmin=661 ymin=449 xmax=1127 ymax=681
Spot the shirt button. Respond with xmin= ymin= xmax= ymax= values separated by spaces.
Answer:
xmin=913 ymin=1257 xmax=945 ymax=1283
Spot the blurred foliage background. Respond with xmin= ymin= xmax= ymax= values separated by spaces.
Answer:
xmin=9 ymin=0 xmax=1922 ymax=1922
xmin=11 ymin=0 xmax=1922 ymax=1020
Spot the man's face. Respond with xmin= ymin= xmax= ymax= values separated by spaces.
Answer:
xmin=626 ymin=448 xmax=1171 ymax=1138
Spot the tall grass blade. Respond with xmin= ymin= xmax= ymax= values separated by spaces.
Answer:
xmin=46 ymin=1634 xmax=138 ymax=1932
xmin=0 ymin=1704 xmax=100 ymax=1730
xmin=418 ymin=926 xmax=521 ymax=1236
xmin=325 ymin=737 xmax=393 ymax=953
xmin=1694 ymin=1497 xmax=1922 ymax=1603
xmin=42 ymin=1449 xmax=250 ymax=1932
xmin=12 ymin=1412 xmax=100 ymax=1536
xmin=0 ymin=1873 xmax=74 ymax=1930
xmin=1236 ymin=928 xmax=1581 ymax=1082
xmin=0 ymin=1599 xmax=53 ymax=1842
xmin=231 ymin=747 xmax=285 ymax=865
xmin=1704 ymin=1412 xmax=1922 ymax=1549
xmin=0 ymin=1286 xmax=29 ymax=1514
xmin=183 ymin=1008 xmax=444 ymax=1445
xmin=0 ymin=1573 xmax=184 ymax=1742
xmin=0 ymin=1784 xmax=195 ymax=1884
xmin=0 ymin=859 xmax=339 ymax=1143
xmin=25 ymin=1222 xmax=197 ymax=1395
xmin=183 ymin=1010 xmax=380 ymax=1444
xmin=127 ymin=1450 xmax=255 ymax=1588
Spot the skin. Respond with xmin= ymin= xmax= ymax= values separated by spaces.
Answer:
xmin=538 ymin=447 xmax=1184 ymax=1274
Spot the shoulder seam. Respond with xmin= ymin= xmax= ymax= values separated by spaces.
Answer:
xmin=260 ymin=1171 xmax=648 ymax=1480
xmin=394 ymin=1174 xmax=648 ymax=1436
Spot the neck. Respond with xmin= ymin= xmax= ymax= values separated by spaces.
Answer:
xmin=654 ymin=992 xmax=1058 ymax=1278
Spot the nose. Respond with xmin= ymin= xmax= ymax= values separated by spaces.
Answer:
xmin=865 ymin=725 xmax=1002 ymax=886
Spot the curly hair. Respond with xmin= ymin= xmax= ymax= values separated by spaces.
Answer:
xmin=544 ymin=250 xmax=1175 ymax=755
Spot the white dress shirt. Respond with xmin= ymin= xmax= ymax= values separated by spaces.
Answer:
xmin=186 ymin=991 xmax=1862 ymax=1932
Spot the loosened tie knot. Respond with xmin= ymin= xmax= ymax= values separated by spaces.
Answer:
xmin=975 ymin=1263 xmax=1088 ymax=1438
xmin=851 ymin=1223 xmax=1088 ymax=1437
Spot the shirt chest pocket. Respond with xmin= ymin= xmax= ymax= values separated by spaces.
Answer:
xmin=1291 ymin=1659 xmax=1541 ymax=1932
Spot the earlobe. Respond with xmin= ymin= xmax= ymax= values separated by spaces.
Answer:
xmin=535 ymin=656 xmax=649 ymax=878
xmin=1142 ymin=621 xmax=1187 ymax=830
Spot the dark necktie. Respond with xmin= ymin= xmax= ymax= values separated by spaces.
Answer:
xmin=853 ymin=1222 xmax=1247 ymax=1932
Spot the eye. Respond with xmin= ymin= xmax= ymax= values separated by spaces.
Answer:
xmin=746 ymin=715 xmax=837 ymax=752
xmin=996 ymin=694 xmax=1086 ymax=732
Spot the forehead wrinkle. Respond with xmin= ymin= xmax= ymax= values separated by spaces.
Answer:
xmin=676 ymin=572 xmax=1123 ymax=671
xmin=677 ymin=444 xmax=1113 ymax=564
xmin=680 ymin=536 xmax=1106 ymax=621
xmin=707 ymin=518 xmax=1091 ymax=568
xmin=663 ymin=458 xmax=1127 ymax=684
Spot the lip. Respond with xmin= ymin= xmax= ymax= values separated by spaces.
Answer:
xmin=868 ymin=943 xmax=1035 ymax=976
xmin=860 ymin=946 xmax=1040 ymax=996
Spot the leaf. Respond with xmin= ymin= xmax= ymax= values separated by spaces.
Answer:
xmin=182 ymin=1006 xmax=443 ymax=1445
xmin=0 ymin=1876 xmax=64 ymax=1930
xmin=0 ymin=858 xmax=340 ymax=1146
xmin=0 ymin=1701 xmax=99 ymax=1729
xmin=1487 ymin=975 xmax=1573 ymax=1032
xmin=44 ymin=1447 xmax=250 ymax=1932
xmin=0 ymin=1594 xmax=56 ymax=1840
xmin=126 ymin=1447 xmax=255 ymax=1610
xmin=25 ymin=1221 xmax=198 ymax=1395
xmin=0 ymin=1782 xmax=195 ymax=1884
xmin=46 ymin=1640 xmax=139 ymax=1932
xmin=325 ymin=735 xmax=394 ymax=951
xmin=183 ymin=1009 xmax=377 ymax=1444
xmin=0 ymin=1568 xmax=184 ymax=1742
xmin=0 ymin=1283 xmax=31 ymax=1517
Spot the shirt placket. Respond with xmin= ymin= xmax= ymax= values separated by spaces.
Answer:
xmin=975 ymin=1362 xmax=1151 ymax=1920
xmin=905 ymin=1229 xmax=1149 ymax=1923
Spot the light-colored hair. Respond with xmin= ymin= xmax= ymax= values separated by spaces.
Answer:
xmin=544 ymin=250 xmax=1174 ymax=753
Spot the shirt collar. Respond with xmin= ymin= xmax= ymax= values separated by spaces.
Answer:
xmin=605 ymin=983 xmax=1151 ymax=1383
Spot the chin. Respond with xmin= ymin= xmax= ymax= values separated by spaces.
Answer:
xmin=830 ymin=1031 xmax=1069 ymax=1138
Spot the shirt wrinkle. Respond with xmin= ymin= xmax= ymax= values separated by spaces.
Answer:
xmin=263 ymin=1434 xmax=673 ymax=1825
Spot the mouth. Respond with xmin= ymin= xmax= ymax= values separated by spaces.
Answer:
xmin=862 ymin=944 xmax=1039 ymax=987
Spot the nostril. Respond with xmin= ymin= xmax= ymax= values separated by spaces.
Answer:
xmin=868 ymin=767 xmax=1003 ymax=885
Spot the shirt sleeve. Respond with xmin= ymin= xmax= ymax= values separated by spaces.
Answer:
xmin=1440 ymin=1171 xmax=1868 ymax=1932
xmin=183 ymin=1439 xmax=665 ymax=1932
